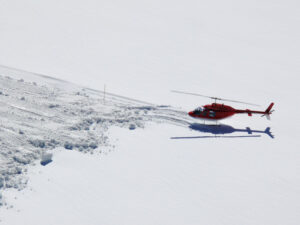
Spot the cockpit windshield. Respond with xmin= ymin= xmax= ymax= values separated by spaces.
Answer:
xmin=194 ymin=107 xmax=204 ymax=112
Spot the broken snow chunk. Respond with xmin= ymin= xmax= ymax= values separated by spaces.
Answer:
xmin=81 ymin=143 xmax=89 ymax=149
xmin=70 ymin=118 xmax=94 ymax=131
xmin=48 ymin=139 xmax=59 ymax=147
xmin=89 ymin=143 xmax=98 ymax=149
xmin=64 ymin=142 xmax=73 ymax=150
xmin=41 ymin=153 xmax=53 ymax=166
xmin=95 ymin=118 xmax=105 ymax=123
xmin=29 ymin=139 xmax=46 ymax=148
xmin=13 ymin=155 xmax=30 ymax=165
xmin=0 ymin=177 xmax=3 ymax=188
xmin=49 ymin=104 xmax=59 ymax=108
xmin=129 ymin=124 xmax=136 ymax=130
xmin=16 ymin=167 xmax=22 ymax=174
xmin=69 ymin=126 xmax=79 ymax=131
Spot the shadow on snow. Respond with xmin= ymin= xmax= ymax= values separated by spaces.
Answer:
xmin=171 ymin=123 xmax=274 ymax=139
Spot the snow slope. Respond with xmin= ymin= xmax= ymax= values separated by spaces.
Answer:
xmin=0 ymin=0 xmax=300 ymax=224
xmin=0 ymin=69 xmax=192 ymax=193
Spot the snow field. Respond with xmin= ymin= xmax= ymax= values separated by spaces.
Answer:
xmin=0 ymin=0 xmax=300 ymax=224
xmin=1 ymin=123 xmax=299 ymax=225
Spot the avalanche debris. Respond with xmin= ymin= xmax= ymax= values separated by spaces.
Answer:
xmin=0 ymin=73 xmax=191 ymax=205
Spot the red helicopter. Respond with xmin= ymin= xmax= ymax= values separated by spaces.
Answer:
xmin=172 ymin=90 xmax=274 ymax=121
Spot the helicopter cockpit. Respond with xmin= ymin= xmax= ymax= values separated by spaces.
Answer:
xmin=193 ymin=107 xmax=204 ymax=115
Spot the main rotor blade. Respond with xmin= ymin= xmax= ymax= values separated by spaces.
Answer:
xmin=171 ymin=90 xmax=215 ymax=99
xmin=171 ymin=90 xmax=260 ymax=106
xmin=217 ymin=98 xmax=260 ymax=106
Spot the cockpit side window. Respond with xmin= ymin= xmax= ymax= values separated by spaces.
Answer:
xmin=209 ymin=111 xmax=216 ymax=117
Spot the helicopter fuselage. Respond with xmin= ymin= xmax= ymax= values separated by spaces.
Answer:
xmin=188 ymin=103 xmax=273 ymax=120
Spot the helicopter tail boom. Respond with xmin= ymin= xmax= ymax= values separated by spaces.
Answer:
xmin=235 ymin=103 xmax=275 ymax=118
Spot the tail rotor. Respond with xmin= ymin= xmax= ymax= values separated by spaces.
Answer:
xmin=262 ymin=103 xmax=275 ymax=120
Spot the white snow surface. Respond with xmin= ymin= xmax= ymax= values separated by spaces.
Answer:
xmin=0 ymin=0 xmax=300 ymax=224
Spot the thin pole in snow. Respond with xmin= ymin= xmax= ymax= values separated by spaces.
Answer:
xmin=103 ymin=84 xmax=106 ymax=104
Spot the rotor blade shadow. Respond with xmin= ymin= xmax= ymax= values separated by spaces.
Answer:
xmin=171 ymin=135 xmax=261 ymax=139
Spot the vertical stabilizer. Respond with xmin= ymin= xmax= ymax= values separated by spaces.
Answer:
xmin=265 ymin=103 xmax=274 ymax=114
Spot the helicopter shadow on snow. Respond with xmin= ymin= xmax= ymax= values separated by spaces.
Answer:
xmin=171 ymin=123 xmax=274 ymax=139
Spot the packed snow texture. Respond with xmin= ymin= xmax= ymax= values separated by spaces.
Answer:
xmin=0 ymin=70 xmax=192 ymax=199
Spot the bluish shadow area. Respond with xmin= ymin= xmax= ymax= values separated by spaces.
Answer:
xmin=40 ymin=159 xmax=53 ymax=166
xmin=171 ymin=135 xmax=261 ymax=139
xmin=171 ymin=123 xmax=274 ymax=139
xmin=190 ymin=123 xmax=274 ymax=138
